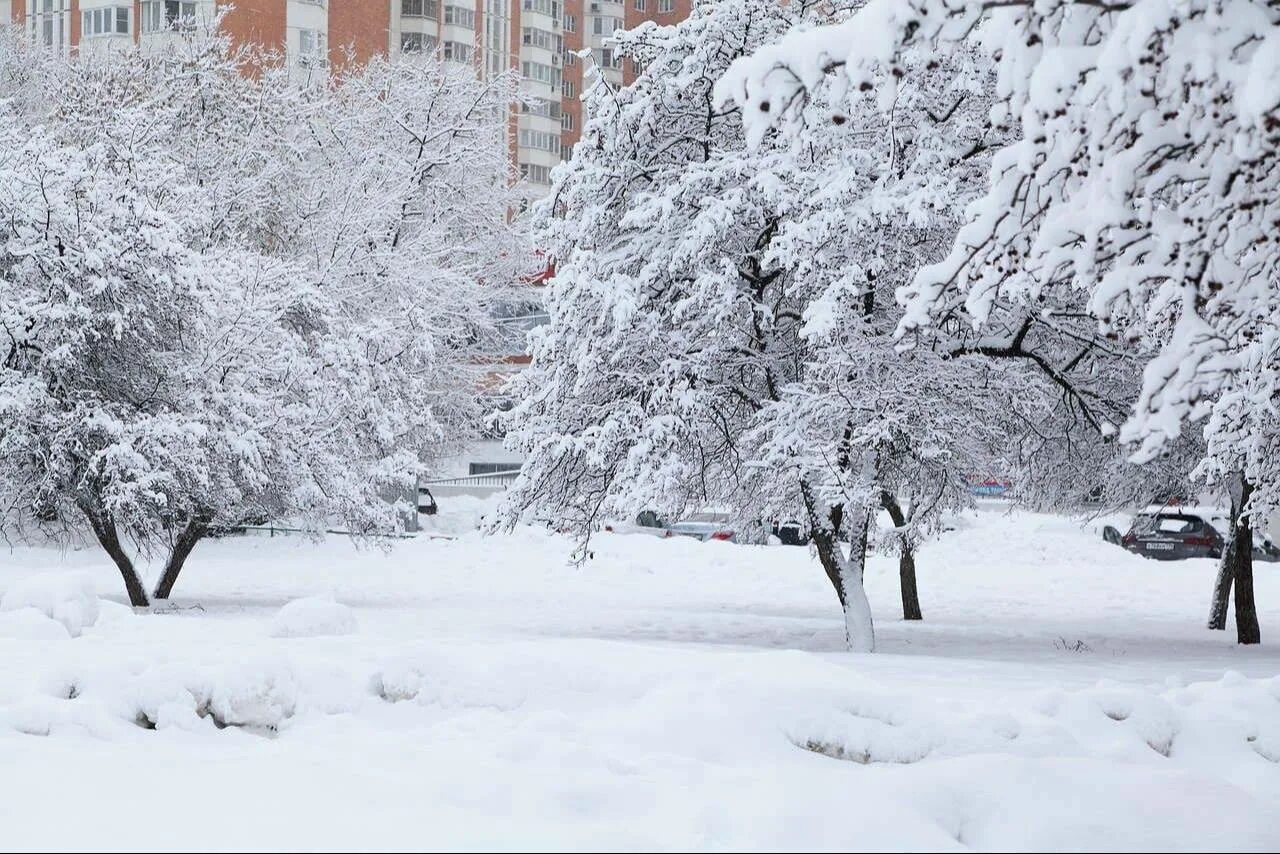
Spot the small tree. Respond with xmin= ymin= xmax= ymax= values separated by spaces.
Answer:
xmin=0 ymin=34 xmax=526 ymax=605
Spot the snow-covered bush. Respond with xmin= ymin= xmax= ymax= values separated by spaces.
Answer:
xmin=270 ymin=598 xmax=358 ymax=639
xmin=0 ymin=572 xmax=100 ymax=637
xmin=0 ymin=32 xmax=527 ymax=607
xmin=132 ymin=659 xmax=299 ymax=732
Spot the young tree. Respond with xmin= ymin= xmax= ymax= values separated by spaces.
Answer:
xmin=499 ymin=0 xmax=1021 ymax=649
xmin=717 ymin=0 xmax=1280 ymax=643
xmin=0 ymin=33 xmax=525 ymax=605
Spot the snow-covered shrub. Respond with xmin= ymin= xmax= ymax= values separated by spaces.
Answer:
xmin=0 ymin=572 xmax=100 ymax=637
xmin=204 ymin=661 xmax=299 ymax=731
xmin=132 ymin=660 xmax=298 ymax=732
xmin=270 ymin=598 xmax=357 ymax=639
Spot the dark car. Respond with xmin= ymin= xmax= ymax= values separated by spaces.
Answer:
xmin=1117 ymin=507 xmax=1280 ymax=562
xmin=1121 ymin=512 xmax=1224 ymax=560
xmin=772 ymin=520 xmax=809 ymax=546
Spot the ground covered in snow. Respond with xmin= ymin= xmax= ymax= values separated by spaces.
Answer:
xmin=2 ymin=506 xmax=1279 ymax=851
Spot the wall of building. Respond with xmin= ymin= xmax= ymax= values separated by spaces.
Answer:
xmin=216 ymin=0 xmax=287 ymax=53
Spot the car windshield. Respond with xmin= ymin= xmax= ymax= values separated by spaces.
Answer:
xmin=1131 ymin=514 xmax=1201 ymax=535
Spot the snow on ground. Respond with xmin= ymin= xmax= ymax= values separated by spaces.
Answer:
xmin=1 ymin=506 xmax=1279 ymax=851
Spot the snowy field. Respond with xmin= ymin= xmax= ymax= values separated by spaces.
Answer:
xmin=2 ymin=506 xmax=1279 ymax=852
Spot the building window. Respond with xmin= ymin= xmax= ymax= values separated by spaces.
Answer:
xmin=521 ymin=60 xmax=561 ymax=88
xmin=658 ymin=0 xmax=673 ymax=10
xmin=520 ymin=99 xmax=560 ymax=119
xmin=592 ymin=15 xmax=623 ymax=35
xmin=561 ymin=112 xmax=574 ymax=131
xmin=520 ymin=163 xmax=552 ymax=185
xmin=519 ymin=128 xmax=559 ymax=152
xmin=598 ymin=48 xmax=622 ymax=69
xmin=401 ymin=0 xmax=439 ymax=18
xmin=634 ymin=0 xmax=645 ymax=8
xmin=521 ymin=0 xmax=560 ymax=18
xmin=443 ymin=40 xmax=472 ymax=63
xmin=141 ymin=1 xmax=197 ymax=33
xmin=443 ymin=4 xmax=475 ymax=27
xmin=298 ymin=28 xmax=326 ymax=62
xmin=563 ymin=50 xmax=576 ymax=65
xmin=561 ymin=79 xmax=575 ymax=99
xmin=81 ymin=5 xmax=130 ymax=37
xmin=521 ymin=26 xmax=561 ymax=52
xmin=401 ymin=31 xmax=438 ymax=53
xmin=560 ymin=141 xmax=573 ymax=160
xmin=31 ymin=0 xmax=68 ymax=47
xmin=562 ymin=13 xmax=575 ymax=31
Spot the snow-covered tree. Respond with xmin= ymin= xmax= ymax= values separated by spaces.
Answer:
xmin=0 ymin=32 xmax=526 ymax=605
xmin=499 ymin=0 xmax=1025 ymax=650
xmin=717 ymin=0 xmax=1280 ymax=643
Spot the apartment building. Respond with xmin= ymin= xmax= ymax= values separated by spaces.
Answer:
xmin=0 ymin=0 xmax=682 ymax=195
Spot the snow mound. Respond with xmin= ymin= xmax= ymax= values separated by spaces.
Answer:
xmin=269 ymin=597 xmax=357 ymax=638
xmin=0 ymin=607 xmax=72 ymax=641
xmin=133 ymin=659 xmax=299 ymax=732
xmin=0 ymin=572 xmax=100 ymax=637
xmin=205 ymin=660 xmax=299 ymax=730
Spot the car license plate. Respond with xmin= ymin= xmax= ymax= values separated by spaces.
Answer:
xmin=1146 ymin=542 xmax=1175 ymax=551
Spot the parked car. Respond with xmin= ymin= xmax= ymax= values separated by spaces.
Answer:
xmin=603 ymin=510 xmax=673 ymax=538
xmin=666 ymin=512 xmax=738 ymax=542
xmin=772 ymin=519 xmax=809 ymax=546
xmin=1107 ymin=506 xmax=1280 ymax=562
xmin=603 ymin=510 xmax=759 ymax=543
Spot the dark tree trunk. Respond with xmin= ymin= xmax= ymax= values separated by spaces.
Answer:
xmin=806 ymin=493 xmax=846 ymax=609
xmin=153 ymin=517 xmax=208 ymax=600
xmin=1231 ymin=478 xmax=1260 ymax=645
xmin=77 ymin=501 xmax=149 ymax=608
xmin=1208 ymin=542 xmax=1233 ymax=630
xmin=1210 ymin=473 xmax=1261 ymax=644
xmin=880 ymin=491 xmax=922 ymax=621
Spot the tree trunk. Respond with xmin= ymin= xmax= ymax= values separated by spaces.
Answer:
xmin=1231 ymin=476 xmax=1260 ymax=645
xmin=77 ymin=501 xmax=149 ymax=608
xmin=840 ymin=507 xmax=876 ymax=652
xmin=1211 ymin=473 xmax=1261 ymax=643
xmin=152 ymin=517 xmax=208 ymax=600
xmin=803 ymin=486 xmax=875 ymax=652
xmin=880 ymin=490 xmax=922 ymax=621
xmin=1208 ymin=540 xmax=1233 ymax=631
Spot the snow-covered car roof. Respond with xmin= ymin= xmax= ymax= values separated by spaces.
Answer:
xmin=1138 ymin=505 xmax=1229 ymax=520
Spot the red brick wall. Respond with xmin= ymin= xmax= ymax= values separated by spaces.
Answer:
xmin=624 ymin=0 xmax=692 ymax=85
xmin=560 ymin=0 xmax=583 ymax=156
xmin=216 ymin=0 xmax=287 ymax=58
xmin=328 ymin=0 xmax=390 ymax=74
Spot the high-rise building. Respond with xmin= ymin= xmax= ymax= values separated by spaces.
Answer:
xmin=0 ymin=1 xmax=683 ymax=197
